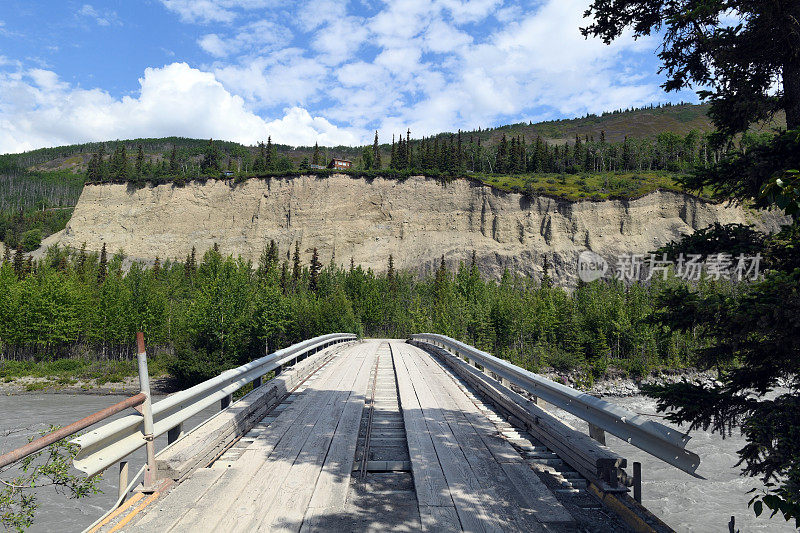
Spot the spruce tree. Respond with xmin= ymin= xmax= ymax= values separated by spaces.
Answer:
xmin=373 ymin=131 xmax=381 ymax=169
xmin=387 ymin=254 xmax=395 ymax=282
xmin=267 ymin=240 xmax=278 ymax=267
xmin=309 ymin=248 xmax=321 ymax=293
xmin=201 ymin=139 xmax=221 ymax=174
xmin=12 ymin=243 xmax=24 ymax=279
xmin=266 ymin=137 xmax=274 ymax=171
xmin=153 ymin=256 xmax=161 ymax=276
xmin=390 ymin=135 xmax=396 ymax=169
xmin=312 ymin=142 xmax=320 ymax=166
xmin=2 ymin=243 xmax=10 ymax=264
xmin=97 ymin=243 xmax=107 ymax=283
xmin=87 ymin=153 xmax=101 ymax=182
xmin=292 ymin=241 xmax=301 ymax=283
xmin=254 ymin=142 xmax=267 ymax=173
xmin=169 ymin=145 xmax=180 ymax=175
xmin=189 ymin=246 xmax=197 ymax=274
xmin=406 ymin=129 xmax=412 ymax=168
xmin=97 ymin=145 xmax=109 ymax=181
xmin=135 ymin=144 xmax=145 ymax=178
xmin=280 ymin=261 xmax=288 ymax=291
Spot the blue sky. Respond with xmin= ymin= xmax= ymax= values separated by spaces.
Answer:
xmin=0 ymin=0 xmax=697 ymax=154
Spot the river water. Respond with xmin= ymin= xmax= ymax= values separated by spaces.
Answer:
xmin=0 ymin=393 xmax=795 ymax=532
xmin=0 ymin=393 xmax=218 ymax=533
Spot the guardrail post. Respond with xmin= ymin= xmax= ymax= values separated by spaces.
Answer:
xmin=118 ymin=461 xmax=128 ymax=501
xmin=252 ymin=375 xmax=262 ymax=389
xmin=221 ymin=394 xmax=232 ymax=410
xmin=633 ymin=462 xmax=642 ymax=503
xmin=167 ymin=424 xmax=183 ymax=444
xmin=137 ymin=332 xmax=157 ymax=493
xmin=588 ymin=423 xmax=607 ymax=445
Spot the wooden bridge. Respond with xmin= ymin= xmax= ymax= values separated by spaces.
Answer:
xmin=1 ymin=334 xmax=699 ymax=532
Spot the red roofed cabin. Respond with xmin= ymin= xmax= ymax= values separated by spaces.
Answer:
xmin=327 ymin=158 xmax=352 ymax=170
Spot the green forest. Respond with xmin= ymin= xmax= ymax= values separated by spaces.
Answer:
xmin=0 ymin=235 xmax=751 ymax=389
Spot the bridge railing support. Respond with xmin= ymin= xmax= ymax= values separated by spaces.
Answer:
xmin=69 ymin=332 xmax=358 ymax=481
xmin=409 ymin=333 xmax=701 ymax=478
xmin=136 ymin=332 xmax=157 ymax=493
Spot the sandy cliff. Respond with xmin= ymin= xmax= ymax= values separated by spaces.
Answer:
xmin=41 ymin=175 xmax=785 ymax=281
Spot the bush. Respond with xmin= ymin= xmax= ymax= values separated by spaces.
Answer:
xmin=546 ymin=347 xmax=584 ymax=372
xmin=20 ymin=229 xmax=42 ymax=251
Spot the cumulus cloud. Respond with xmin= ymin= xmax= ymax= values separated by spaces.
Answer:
xmin=0 ymin=63 xmax=355 ymax=154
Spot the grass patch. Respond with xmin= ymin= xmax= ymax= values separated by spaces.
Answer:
xmin=0 ymin=356 xmax=171 ymax=384
xmin=472 ymin=171 xmax=708 ymax=201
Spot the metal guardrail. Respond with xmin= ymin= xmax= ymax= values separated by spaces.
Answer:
xmin=410 ymin=333 xmax=701 ymax=476
xmin=70 ymin=333 xmax=357 ymax=477
xmin=0 ymin=393 xmax=146 ymax=471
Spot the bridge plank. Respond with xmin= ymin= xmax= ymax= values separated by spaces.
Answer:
xmin=220 ymin=344 xmax=364 ymax=531
xmin=411 ymin=344 xmax=574 ymax=526
xmin=402 ymin=344 xmax=536 ymax=532
xmin=256 ymin=342 xmax=376 ymax=531
xmin=128 ymin=467 xmax=225 ymax=532
xmin=167 ymin=344 xmax=362 ymax=532
xmin=419 ymin=505 xmax=462 ymax=532
xmin=394 ymin=344 xmax=498 ymax=533
xmin=392 ymin=343 xmax=456 ymax=509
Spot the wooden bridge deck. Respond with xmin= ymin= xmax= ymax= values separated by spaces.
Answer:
xmin=122 ymin=340 xmax=580 ymax=532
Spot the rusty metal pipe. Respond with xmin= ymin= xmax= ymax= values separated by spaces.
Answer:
xmin=137 ymin=331 xmax=157 ymax=492
xmin=0 ymin=392 xmax=147 ymax=470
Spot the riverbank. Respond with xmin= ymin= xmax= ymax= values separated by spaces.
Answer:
xmin=0 ymin=374 xmax=177 ymax=395
xmin=540 ymin=367 xmax=720 ymax=397
xmin=0 ymin=362 xmax=714 ymax=398
xmin=0 ymin=357 xmax=175 ymax=395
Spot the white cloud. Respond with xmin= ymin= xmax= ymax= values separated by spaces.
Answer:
xmin=0 ymin=63 xmax=356 ymax=154
xmin=198 ymin=20 xmax=291 ymax=58
xmin=213 ymin=50 xmax=328 ymax=109
xmin=264 ymin=107 xmax=360 ymax=146
xmin=159 ymin=0 xmax=279 ymax=24
xmin=78 ymin=4 xmax=120 ymax=26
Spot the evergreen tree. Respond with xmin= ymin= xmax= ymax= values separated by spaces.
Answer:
xmin=312 ymin=142 xmax=320 ymax=166
xmin=266 ymin=137 xmax=274 ymax=171
xmin=387 ymin=254 xmax=395 ymax=282
xmin=152 ymin=256 xmax=161 ymax=276
xmin=97 ymin=145 xmax=109 ymax=181
xmin=87 ymin=153 xmax=101 ymax=182
xmin=97 ymin=243 xmax=107 ymax=284
xmin=292 ymin=241 xmax=301 ymax=283
xmin=169 ymin=145 xmax=180 ymax=175
xmin=12 ymin=243 xmax=24 ymax=279
xmin=112 ymin=145 xmax=130 ymax=181
xmin=135 ymin=144 xmax=145 ymax=178
xmin=254 ymin=142 xmax=267 ymax=173
xmin=309 ymin=248 xmax=321 ymax=293
xmin=280 ymin=261 xmax=288 ymax=291
xmin=373 ymin=131 xmax=381 ymax=169
xmin=201 ymin=139 xmax=221 ymax=174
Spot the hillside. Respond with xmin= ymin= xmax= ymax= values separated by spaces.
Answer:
xmin=39 ymin=175 xmax=786 ymax=282
xmin=0 ymin=103 xmax=722 ymax=173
